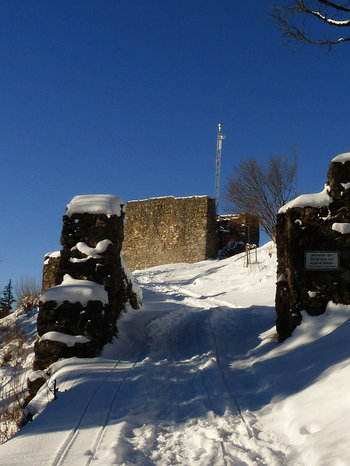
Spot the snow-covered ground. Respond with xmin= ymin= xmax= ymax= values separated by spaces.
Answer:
xmin=1 ymin=242 xmax=350 ymax=465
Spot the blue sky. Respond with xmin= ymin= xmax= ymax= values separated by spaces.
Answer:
xmin=1 ymin=0 xmax=350 ymax=289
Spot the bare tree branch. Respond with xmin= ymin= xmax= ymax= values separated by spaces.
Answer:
xmin=269 ymin=1 xmax=350 ymax=47
xmin=224 ymin=155 xmax=297 ymax=240
xmin=297 ymin=0 xmax=350 ymax=26
xmin=317 ymin=0 xmax=350 ymax=13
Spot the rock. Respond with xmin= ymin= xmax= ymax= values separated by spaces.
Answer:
xmin=33 ymin=195 xmax=142 ymax=377
xmin=276 ymin=153 xmax=350 ymax=340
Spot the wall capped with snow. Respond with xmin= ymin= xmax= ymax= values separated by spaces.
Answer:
xmin=276 ymin=153 xmax=350 ymax=341
xmin=122 ymin=196 xmax=218 ymax=271
xmin=31 ymin=195 xmax=141 ymax=389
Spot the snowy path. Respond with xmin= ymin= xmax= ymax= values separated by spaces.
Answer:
xmin=0 ymin=246 xmax=301 ymax=465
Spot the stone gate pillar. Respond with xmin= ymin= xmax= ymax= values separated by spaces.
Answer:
xmin=276 ymin=153 xmax=350 ymax=341
xmin=30 ymin=195 xmax=142 ymax=390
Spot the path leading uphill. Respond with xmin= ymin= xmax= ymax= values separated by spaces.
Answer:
xmin=0 ymin=245 xmax=301 ymax=465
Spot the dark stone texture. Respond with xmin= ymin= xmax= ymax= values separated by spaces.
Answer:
xmin=33 ymin=197 xmax=141 ymax=377
xmin=27 ymin=377 xmax=46 ymax=401
xmin=276 ymin=157 xmax=350 ymax=341
xmin=33 ymin=337 xmax=102 ymax=371
xmin=42 ymin=253 xmax=61 ymax=293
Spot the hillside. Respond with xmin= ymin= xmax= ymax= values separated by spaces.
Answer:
xmin=0 ymin=242 xmax=350 ymax=465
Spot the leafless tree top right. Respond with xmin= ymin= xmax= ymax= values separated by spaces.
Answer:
xmin=270 ymin=1 xmax=350 ymax=48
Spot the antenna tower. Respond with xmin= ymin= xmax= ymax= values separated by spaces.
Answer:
xmin=214 ymin=122 xmax=226 ymax=212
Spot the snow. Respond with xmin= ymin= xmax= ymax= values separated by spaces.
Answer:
xmin=331 ymin=152 xmax=350 ymax=164
xmin=28 ymin=370 xmax=47 ymax=382
xmin=72 ymin=240 xmax=112 ymax=257
xmin=277 ymin=273 xmax=287 ymax=283
xmin=121 ymin=255 xmax=143 ymax=308
xmin=279 ymin=185 xmax=332 ymax=213
xmin=1 ymin=242 xmax=350 ymax=465
xmin=127 ymin=195 xmax=209 ymax=204
xmin=0 ymin=308 xmax=39 ymax=439
xmin=70 ymin=240 xmax=112 ymax=262
xmin=39 ymin=332 xmax=90 ymax=347
xmin=45 ymin=251 xmax=61 ymax=258
xmin=331 ymin=222 xmax=350 ymax=235
xmin=311 ymin=11 xmax=350 ymax=27
xmin=65 ymin=195 xmax=124 ymax=217
xmin=44 ymin=251 xmax=61 ymax=265
xmin=39 ymin=274 xmax=109 ymax=307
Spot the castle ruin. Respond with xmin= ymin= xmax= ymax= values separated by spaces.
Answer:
xmin=276 ymin=153 xmax=350 ymax=341
xmin=122 ymin=196 xmax=218 ymax=271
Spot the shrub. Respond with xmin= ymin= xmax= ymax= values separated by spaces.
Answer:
xmin=14 ymin=278 xmax=41 ymax=312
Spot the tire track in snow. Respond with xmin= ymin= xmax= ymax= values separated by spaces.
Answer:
xmin=157 ymin=282 xmax=290 ymax=465
xmin=127 ymin=281 xmax=253 ymax=464
xmin=121 ymin=289 xmax=248 ymax=464
xmin=194 ymin=312 xmax=228 ymax=466
xmin=50 ymin=309 xmax=176 ymax=466
xmin=85 ymin=307 xmax=188 ymax=465
xmin=49 ymin=357 xmax=136 ymax=466
xmin=207 ymin=308 xmax=254 ymax=439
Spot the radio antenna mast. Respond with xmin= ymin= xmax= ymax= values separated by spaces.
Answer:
xmin=214 ymin=122 xmax=226 ymax=212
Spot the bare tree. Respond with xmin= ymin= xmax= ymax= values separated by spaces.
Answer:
xmin=224 ymin=155 xmax=297 ymax=240
xmin=269 ymin=1 xmax=350 ymax=48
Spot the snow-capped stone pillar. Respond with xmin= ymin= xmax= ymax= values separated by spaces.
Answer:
xmin=276 ymin=153 xmax=350 ymax=341
xmin=32 ymin=195 xmax=142 ymax=383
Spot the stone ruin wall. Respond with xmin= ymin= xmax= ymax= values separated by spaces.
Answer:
xmin=217 ymin=213 xmax=259 ymax=258
xmin=29 ymin=195 xmax=141 ymax=399
xmin=122 ymin=196 xmax=218 ymax=271
xmin=276 ymin=153 xmax=350 ymax=341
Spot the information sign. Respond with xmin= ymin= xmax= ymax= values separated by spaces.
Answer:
xmin=305 ymin=251 xmax=339 ymax=270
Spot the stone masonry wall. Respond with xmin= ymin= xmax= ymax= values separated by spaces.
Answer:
xmin=122 ymin=196 xmax=218 ymax=271
xmin=217 ymin=213 xmax=259 ymax=258
xmin=29 ymin=195 xmax=141 ymax=398
xmin=276 ymin=153 xmax=350 ymax=341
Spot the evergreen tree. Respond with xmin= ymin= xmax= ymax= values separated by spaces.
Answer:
xmin=0 ymin=279 xmax=16 ymax=318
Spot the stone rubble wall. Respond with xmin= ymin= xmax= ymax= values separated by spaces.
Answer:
xmin=217 ymin=213 xmax=259 ymax=258
xmin=276 ymin=155 xmax=350 ymax=341
xmin=122 ymin=196 xmax=218 ymax=271
xmin=29 ymin=196 xmax=141 ymax=398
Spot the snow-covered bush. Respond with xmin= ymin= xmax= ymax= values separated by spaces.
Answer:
xmin=0 ymin=309 xmax=38 ymax=443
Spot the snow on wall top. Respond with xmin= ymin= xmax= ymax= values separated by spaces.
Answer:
xmin=65 ymin=195 xmax=124 ymax=217
xmin=40 ymin=274 xmax=109 ymax=306
xmin=44 ymin=251 xmax=61 ymax=265
xmin=127 ymin=195 xmax=211 ymax=204
xmin=39 ymin=331 xmax=90 ymax=347
xmin=332 ymin=152 xmax=350 ymax=164
xmin=332 ymin=223 xmax=350 ymax=235
xmin=279 ymin=186 xmax=332 ymax=213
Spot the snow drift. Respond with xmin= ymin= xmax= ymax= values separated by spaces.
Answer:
xmin=0 ymin=243 xmax=349 ymax=465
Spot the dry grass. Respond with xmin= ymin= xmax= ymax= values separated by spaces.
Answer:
xmin=14 ymin=278 xmax=40 ymax=312
xmin=0 ymin=321 xmax=27 ymax=366
xmin=0 ymin=379 xmax=26 ymax=442
xmin=0 ymin=320 xmax=29 ymax=443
